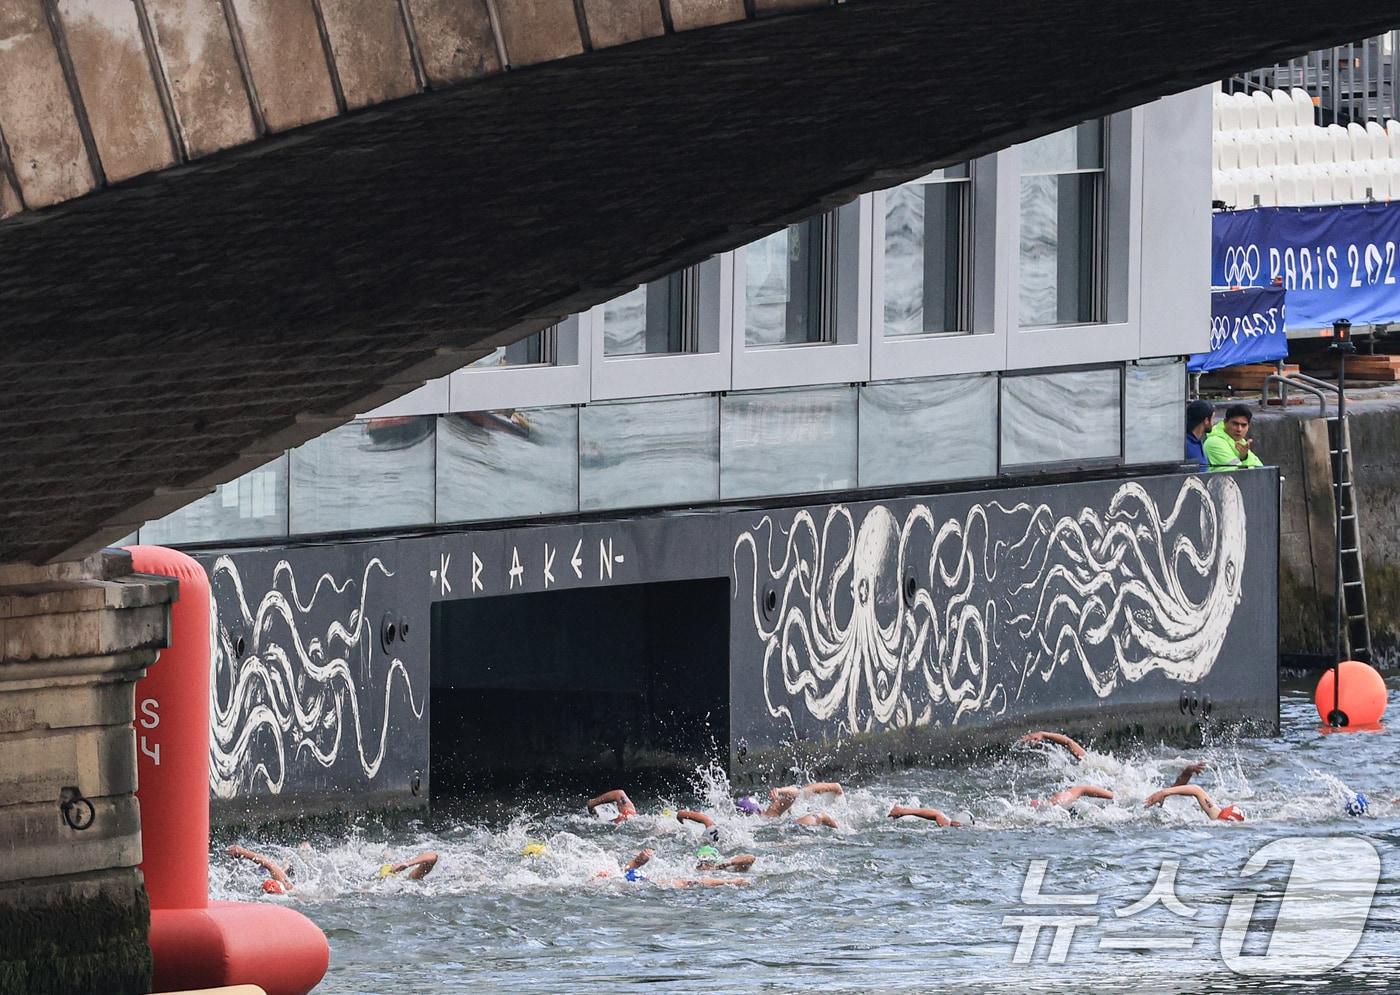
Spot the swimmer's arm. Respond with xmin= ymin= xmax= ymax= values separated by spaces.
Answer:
xmin=392 ymin=851 xmax=439 ymax=880
xmin=1019 ymin=731 xmax=1087 ymax=759
xmin=226 ymin=845 xmax=293 ymax=887
xmin=888 ymin=805 xmax=958 ymax=826
xmin=802 ymin=782 xmax=844 ymax=797
xmin=1172 ymin=762 xmax=1208 ymax=787
xmin=1052 ymin=785 xmax=1114 ymax=807
xmin=718 ymin=854 xmax=756 ymax=872
xmin=624 ymin=848 xmax=654 ymax=873
xmin=764 ymin=787 xmax=799 ymax=818
xmin=586 ymin=789 xmax=630 ymax=815
xmin=675 ymin=809 xmax=715 ymax=829
xmin=1145 ymin=784 xmax=1216 ymax=816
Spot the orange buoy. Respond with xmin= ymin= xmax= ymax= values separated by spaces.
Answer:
xmin=1314 ymin=659 xmax=1389 ymax=726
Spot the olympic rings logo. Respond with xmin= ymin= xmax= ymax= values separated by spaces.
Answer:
xmin=1220 ymin=245 xmax=1261 ymax=284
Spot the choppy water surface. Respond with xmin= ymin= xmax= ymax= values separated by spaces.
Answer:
xmin=212 ymin=688 xmax=1400 ymax=993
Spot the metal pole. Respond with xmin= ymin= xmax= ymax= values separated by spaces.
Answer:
xmin=1330 ymin=318 xmax=1353 ymax=726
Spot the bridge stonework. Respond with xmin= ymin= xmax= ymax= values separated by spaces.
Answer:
xmin=0 ymin=550 xmax=174 ymax=995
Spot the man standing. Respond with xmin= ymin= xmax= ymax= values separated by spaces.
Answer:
xmin=1185 ymin=400 xmax=1213 ymax=471
xmin=1204 ymin=404 xmax=1263 ymax=472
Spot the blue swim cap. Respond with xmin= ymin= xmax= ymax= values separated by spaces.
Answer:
xmin=624 ymin=867 xmax=647 ymax=882
xmin=1346 ymin=792 xmax=1369 ymax=816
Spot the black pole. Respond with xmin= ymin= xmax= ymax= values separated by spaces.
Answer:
xmin=1329 ymin=318 xmax=1353 ymax=727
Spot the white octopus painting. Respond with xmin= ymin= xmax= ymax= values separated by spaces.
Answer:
xmin=733 ymin=475 xmax=1247 ymax=735
xmin=207 ymin=555 xmax=423 ymax=798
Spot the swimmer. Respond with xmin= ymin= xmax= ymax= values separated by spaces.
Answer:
xmin=586 ymin=788 xmax=638 ymax=824
xmin=888 ymin=805 xmax=962 ymax=827
xmin=377 ymin=851 xmax=439 ymax=881
xmin=734 ymin=782 xmax=843 ymax=827
xmin=600 ymin=849 xmax=751 ymax=889
xmin=1019 ymin=731 xmax=1088 ymax=761
xmin=1144 ymin=763 xmax=1245 ymax=822
xmin=227 ymin=844 xmax=295 ymax=894
xmin=674 ymin=811 xmax=757 ymax=870
xmin=1031 ymin=785 xmax=1115 ymax=811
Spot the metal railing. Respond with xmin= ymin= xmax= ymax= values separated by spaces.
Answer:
xmin=1225 ymin=30 xmax=1399 ymax=126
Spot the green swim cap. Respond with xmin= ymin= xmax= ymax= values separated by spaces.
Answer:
xmin=696 ymin=845 xmax=720 ymax=860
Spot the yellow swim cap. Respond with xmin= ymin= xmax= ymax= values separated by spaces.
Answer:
xmin=378 ymin=863 xmax=395 ymax=878
xmin=522 ymin=843 xmax=547 ymax=858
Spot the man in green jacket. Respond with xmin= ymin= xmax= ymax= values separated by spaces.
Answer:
xmin=1204 ymin=404 xmax=1263 ymax=471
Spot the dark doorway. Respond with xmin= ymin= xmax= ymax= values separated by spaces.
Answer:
xmin=430 ymin=578 xmax=729 ymax=794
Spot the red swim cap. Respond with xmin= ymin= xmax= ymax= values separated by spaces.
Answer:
xmin=1217 ymin=805 xmax=1245 ymax=822
xmin=262 ymin=879 xmax=287 ymax=894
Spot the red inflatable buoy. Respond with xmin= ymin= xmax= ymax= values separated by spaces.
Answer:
xmin=1314 ymin=659 xmax=1389 ymax=726
xmin=127 ymin=546 xmax=329 ymax=995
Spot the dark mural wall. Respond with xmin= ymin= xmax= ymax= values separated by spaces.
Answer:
xmin=197 ymin=469 xmax=1277 ymax=815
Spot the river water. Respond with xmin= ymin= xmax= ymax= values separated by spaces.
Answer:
xmin=211 ymin=686 xmax=1400 ymax=994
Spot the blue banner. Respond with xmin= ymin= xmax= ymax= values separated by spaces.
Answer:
xmin=1213 ymin=202 xmax=1400 ymax=329
xmin=1190 ymin=286 xmax=1288 ymax=373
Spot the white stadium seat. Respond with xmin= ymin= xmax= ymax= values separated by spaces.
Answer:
xmin=1234 ymin=91 xmax=1259 ymax=131
xmin=1271 ymin=88 xmax=1297 ymax=128
xmin=1216 ymin=130 xmax=1241 ymax=170
xmin=1213 ymin=169 xmax=1239 ymax=207
xmin=1237 ymin=130 xmax=1260 ymax=168
xmin=1274 ymin=164 xmax=1302 ymax=205
xmin=1348 ymin=122 xmax=1371 ymax=161
xmin=1213 ymin=90 xmax=1228 ymax=132
xmin=1219 ymin=91 xmax=1243 ymax=131
xmin=1326 ymin=124 xmax=1351 ymax=164
xmin=1366 ymin=121 xmax=1390 ymax=161
xmin=1291 ymin=125 xmax=1318 ymax=166
xmin=1389 ymin=120 xmax=1400 ymax=160
xmin=1256 ymin=129 xmax=1278 ymax=167
xmin=1252 ymin=90 xmax=1277 ymax=129
xmin=1291 ymin=88 xmax=1315 ymax=128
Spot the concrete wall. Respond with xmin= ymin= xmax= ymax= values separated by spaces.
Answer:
xmin=200 ymin=466 xmax=1277 ymax=815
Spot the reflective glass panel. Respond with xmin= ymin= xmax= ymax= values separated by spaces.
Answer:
xmin=580 ymin=395 xmax=718 ymax=511
xmin=140 ymin=456 xmax=289 ymax=545
xmin=436 ymin=406 xmax=578 ymax=522
xmin=745 ymin=218 xmax=827 ymax=346
xmin=289 ymin=418 xmax=435 ymax=533
xmin=471 ymin=329 xmax=547 ymax=369
xmin=884 ymin=178 xmax=969 ymax=336
xmin=1000 ymin=368 xmax=1121 ymax=467
xmin=1020 ymin=120 xmax=1104 ymax=175
xmin=858 ymin=376 xmax=996 ymax=486
xmin=1019 ymin=172 xmax=1100 ymax=326
xmin=603 ymin=272 xmax=689 ymax=356
xmin=720 ymin=386 xmax=857 ymax=499
xmin=1124 ymin=361 xmax=1186 ymax=464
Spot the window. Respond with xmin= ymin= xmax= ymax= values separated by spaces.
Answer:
xmin=1000 ymin=367 xmax=1121 ymax=469
xmin=883 ymin=163 xmax=972 ymax=336
xmin=1019 ymin=120 xmax=1106 ymax=327
xmin=602 ymin=271 xmax=696 ymax=356
xmin=470 ymin=326 xmax=557 ymax=368
xmin=744 ymin=215 xmax=836 ymax=347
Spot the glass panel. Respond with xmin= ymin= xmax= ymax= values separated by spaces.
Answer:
xmin=140 ymin=456 xmax=289 ymax=545
xmin=744 ymin=219 xmax=826 ymax=347
xmin=858 ymin=376 xmax=996 ymax=487
xmin=289 ymin=418 xmax=435 ymax=533
xmin=884 ymin=179 xmax=968 ymax=336
xmin=1124 ymin=361 xmax=1186 ymax=464
xmin=436 ymin=406 xmax=578 ymax=522
xmin=720 ymin=386 xmax=857 ymax=499
xmin=1020 ymin=120 xmax=1104 ymax=174
xmin=1019 ymin=172 xmax=1099 ymax=326
xmin=579 ymin=395 xmax=718 ymax=511
xmin=470 ymin=330 xmax=546 ymax=369
xmin=603 ymin=273 xmax=688 ymax=357
xmin=1001 ymin=368 xmax=1121 ymax=467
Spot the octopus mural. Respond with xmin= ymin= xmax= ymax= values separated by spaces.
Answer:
xmin=207 ymin=555 xmax=423 ymax=798
xmin=733 ymin=475 xmax=1247 ymax=735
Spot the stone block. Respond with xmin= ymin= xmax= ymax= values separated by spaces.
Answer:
xmin=318 ymin=0 xmax=420 ymax=110
xmin=0 ymin=723 xmax=138 ymax=807
xmin=56 ymin=0 xmax=176 ymax=183
xmin=226 ymin=0 xmax=338 ymax=131
xmin=0 ymin=601 xmax=168 ymax=663
xmin=0 ymin=0 xmax=97 ymax=207
xmin=0 ymin=794 xmax=143 ymax=882
xmin=493 ymin=0 xmax=582 ymax=67
xmin=404 ymin=0 xmax=500 ymax=84
xmin=144 ymin=0 xmax=260 ymax=158
xmin=665 ymin=0 xmax=745 ymax=31
xmin=581 ymin=0 xmax=665 ymax=48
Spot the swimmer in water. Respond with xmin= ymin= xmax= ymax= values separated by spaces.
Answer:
xmin=888 ymin=805 xmax=962 ymax=827
xmin=1144 ymin=762 xmax=1245 ymax=822
xmin=377 ymin=851 xmax=439 ymax=881
xmin=227 ymin=844 xmax=295 ymax=894
xmin=586 ymin=788 xmax=639 ymax=824
xmin=734 ymin=782 xmax=843 ymax=828
xmin=1031 ymin=785 xmax=1115 ymax=811
xmin=1019 ymin=731 xmax=1088 ymax=761
xmin=599 ymin=848 xmax=751 ymax=889
xmin=674 ymin=811 xmax=758 ymax=869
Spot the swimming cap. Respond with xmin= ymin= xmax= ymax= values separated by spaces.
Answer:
xmin=696 ymin=845 xmax=720 ymax=861
xmin=624 ymin=868 xmax=647 ymax=882
xmin=261 ymin=879 xmax=286 ymax=895
xmin=1346 ymin=792 xmax=1369 ymax=817
xmin=1217 ymin=804 xmax=1245 ymax=822
xmin=378 ymin=863 xmax=396 ymax=879
xmin=951 ymin=811 xmax=975 ymax=827
xmin=706 ymin=826 xmax=721 ymax=844
xmin=736 ymin=796 xmax=763 ymax=816
xmin=522 ymin=842 xmax=548 ymax=858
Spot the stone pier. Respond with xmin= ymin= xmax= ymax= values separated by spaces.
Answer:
xmin=0 ymin=550 xmax=174 ymax=995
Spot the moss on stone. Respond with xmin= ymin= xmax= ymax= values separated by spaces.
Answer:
xmin=0 ymin=886 xmax=150 ymax=995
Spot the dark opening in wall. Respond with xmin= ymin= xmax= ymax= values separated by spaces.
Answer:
xmin=430 ymin=578 xmax=729 ymax=793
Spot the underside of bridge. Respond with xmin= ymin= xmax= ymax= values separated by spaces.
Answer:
xmin=0 ymin=0 xmax=1393 ymax=564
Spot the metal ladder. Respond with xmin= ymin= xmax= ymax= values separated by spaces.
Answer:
xmin=1325 ymin=415 xmax=1373 ymax=662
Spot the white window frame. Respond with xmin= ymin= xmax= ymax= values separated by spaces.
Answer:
xmin=446 ymin=314 xmax=593 ymax=410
